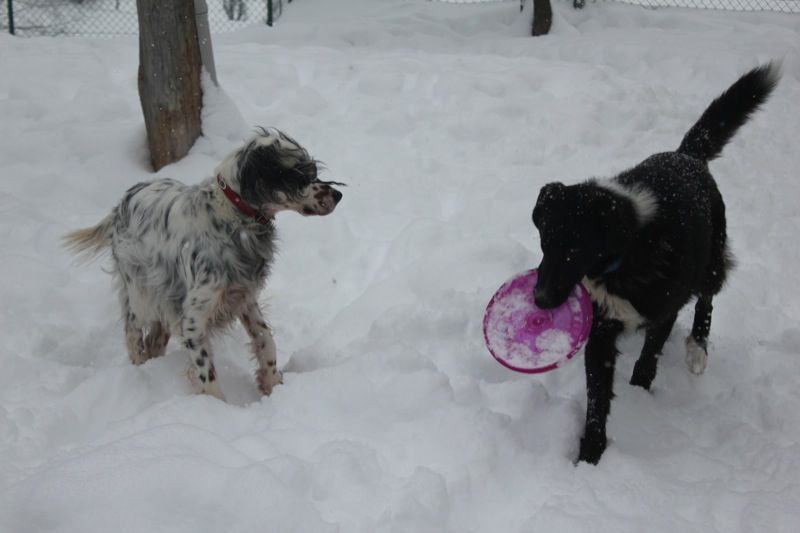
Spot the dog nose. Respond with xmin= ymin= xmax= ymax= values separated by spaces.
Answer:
xmin=331 ymin=189 xmax=342 ymax=204
xmin=533 ymin=285 xmax=555 ymax=309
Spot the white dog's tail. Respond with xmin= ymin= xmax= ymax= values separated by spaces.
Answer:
xmin=63 ymin=212 xmax=115 ymax=260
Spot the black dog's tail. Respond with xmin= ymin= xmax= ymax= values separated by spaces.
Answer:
xmin=678 ymin=63 xmax=780 ymax=162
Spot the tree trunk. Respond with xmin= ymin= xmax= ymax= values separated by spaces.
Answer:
xmin=532 ymin=0 xmax=552 ymax=37
xmin=136 ymin=0 xmax=203 ymax=171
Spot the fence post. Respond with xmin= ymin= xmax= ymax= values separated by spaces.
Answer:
xmin=7 ymin=0 xmax=14 ymax=35
xmin=532 ymin=0 xmax=552 ymax=36
xmin=194 ymin=0 xmax=218 ymax=86
xmin=267 ymin=0 xmax=273 ymax=27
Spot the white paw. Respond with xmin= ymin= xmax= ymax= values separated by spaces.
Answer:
xmin=203 ymin=380 xmax=226 ymax=401
xmin=188 ymin=369 xmax=226 ymax=401
xmin=685 ymin=336 xmax=708 ymax=375
xmin=257 ymin=368 xmax=283 ymax=396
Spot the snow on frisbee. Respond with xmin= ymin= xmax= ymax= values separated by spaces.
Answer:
xmin=483 ymin=269 xmax=592 ymax=373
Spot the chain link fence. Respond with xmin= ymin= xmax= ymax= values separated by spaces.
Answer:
xmin=2 ymin=0 xmax=799 ymax=36
xmin=584 ymin=0 xmax=800 ymax=11
xmin=1 ymin=0 xmax=292 ymax=37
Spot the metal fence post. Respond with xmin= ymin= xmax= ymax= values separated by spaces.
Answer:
xmin=7 ymin=0 xmax=14 ymax=35
xmin=267 ymin=0 xmax=273 ymax=27
xmin=194 ymin=0 xmax=218 ymax=86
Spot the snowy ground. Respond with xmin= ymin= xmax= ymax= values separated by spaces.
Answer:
xmin=1 ymin=1 xmax=800 ymax=531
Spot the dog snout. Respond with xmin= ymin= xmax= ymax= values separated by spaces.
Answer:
xmin=312 ymin=189 xmax=341 ymax=216
xmin=533 ymin=284 xmax=556 ymax=309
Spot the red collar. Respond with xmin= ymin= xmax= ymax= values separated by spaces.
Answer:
xmin=216 ymin=175 xmax=272 ymax=225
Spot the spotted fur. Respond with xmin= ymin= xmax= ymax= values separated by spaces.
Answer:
xmin=64 ymin=128 xmax=343 ymax=400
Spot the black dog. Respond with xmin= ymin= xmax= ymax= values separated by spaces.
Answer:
xmin=531 ymin=64 xmax=779 ymax=464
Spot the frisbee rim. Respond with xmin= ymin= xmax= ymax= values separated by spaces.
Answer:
xmin=483 ymin=269 xmax=592 ymax=374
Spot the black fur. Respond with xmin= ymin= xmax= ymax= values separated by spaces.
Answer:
xmin=238 ymin=128 xmax=319 ymax=206
xmin=531 ymin=63 xmax=779 ymax=464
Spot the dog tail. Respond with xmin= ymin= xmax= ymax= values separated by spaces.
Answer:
xmin=63 ymin=212 xmax=115 ymax=261
xmin=677 ymin=62 xmax=780 ymax=162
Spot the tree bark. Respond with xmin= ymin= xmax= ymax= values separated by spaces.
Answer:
xmin=136 ymin=0 xmax=203 ymax=171
xmin=532 ymin=0 xmax=553 ymax=37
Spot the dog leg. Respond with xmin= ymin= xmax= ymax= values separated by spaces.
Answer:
xmin=630 ymin=313 xmax=677 ymax=390
xmin=120 ymin=284 xmax=160 ymax=366
xmin=578 ymin=316 xmax=624 ymax=465
xmin=686 ymin=296 xmax=713 ymax=375
xmin=142 ymin=321 xmax=170 ymax=360
xmin=125 ymin=313 xmax=148 ymax=365
xmin=119 ymin=286 xmax=149 ymax=365
xmin=240 ymin=300 xmax=282 ymax=396
xmin=182 ymin=282 xmax=225 ymax=401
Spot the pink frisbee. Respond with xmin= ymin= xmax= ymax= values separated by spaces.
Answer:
xmin=483 ymin=269 xmax=593 ymax=373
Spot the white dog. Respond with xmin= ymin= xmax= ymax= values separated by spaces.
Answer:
xmin=65 ymin=129 xmax=343 ymax=400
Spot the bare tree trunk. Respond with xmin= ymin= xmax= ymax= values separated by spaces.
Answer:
xmin=136 ymin=0 xmax=203 ymax=171
xmin=532 ymin=0 xmax=552 ymax=37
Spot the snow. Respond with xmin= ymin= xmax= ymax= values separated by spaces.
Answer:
xmin=2 ymin=0 xmax=800 ymax=531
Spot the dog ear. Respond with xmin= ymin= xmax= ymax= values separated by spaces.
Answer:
xmin=237 ymin=131 xmax=316 ymax=206
xmin=533 ymin=182 xmax=565 ymax=227
xmin=539 ymin=182 xmax=565 ymax=201
xmin=237 ymin=141 xmax=282 ymax=205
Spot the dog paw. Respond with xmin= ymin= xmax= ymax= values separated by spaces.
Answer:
xmin=188 ymin=368 xmax=226 ymax=401
xmin=577 ymin=433 xmax=607 ymax=465
xmin=257 ymin=368 xmax=283 ymax=396
xmin=203 ymin=380 xmax=226 ymax=401
xmin=685 ymin=336 xmax=708 ymax=375
xmin=630 ymin=362 xmax=656 ymax=391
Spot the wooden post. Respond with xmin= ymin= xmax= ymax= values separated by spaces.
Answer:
xmin=136 ymin=0 xmax=203 ymax=171
xmin=532 ymin=0 xmax=553 ymax=37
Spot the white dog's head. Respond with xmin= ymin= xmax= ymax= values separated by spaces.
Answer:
xmin=216 ymin=128 xmax=343 ymax=218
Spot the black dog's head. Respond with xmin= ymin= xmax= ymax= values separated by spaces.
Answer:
xmin=532 ymin=181 xmax=636 ymax=309
xmin=219 ymin=128 xmax=344 ymax=218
